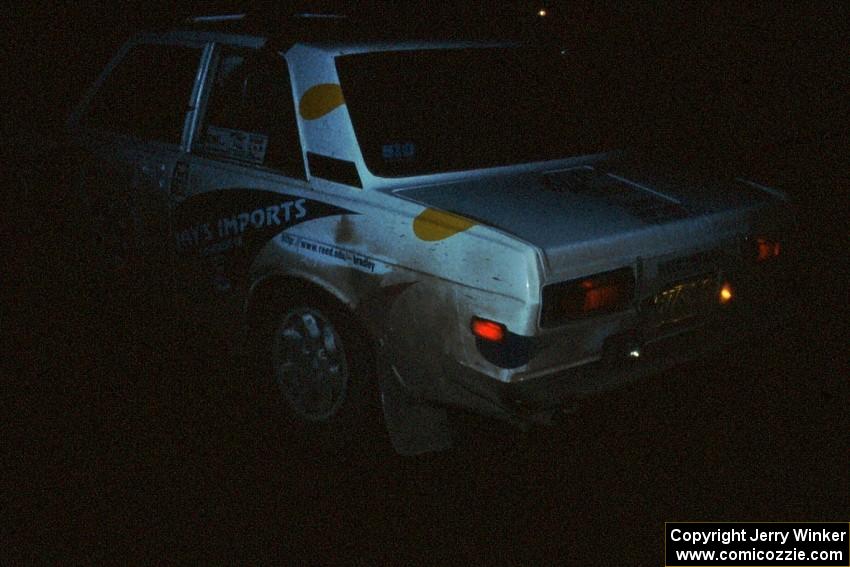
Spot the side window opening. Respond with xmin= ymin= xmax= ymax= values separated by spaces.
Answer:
xmin=81 ymin=43 xmax=202 ymax=145
xmin=197 ymin=47 xmax=305 ymax=179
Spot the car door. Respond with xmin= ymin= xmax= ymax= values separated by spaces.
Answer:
xmin=70 ymin=37 xmax=212 ymax=293
xmin=171 ymin=42 xmax=308 ymax=327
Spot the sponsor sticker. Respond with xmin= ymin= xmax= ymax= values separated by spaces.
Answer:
xmin=173 ymin=189 xmax=356 ymax=291
xmin=382 ymin=142 xmax=416 ymax=161
xmin=279 ymin=233 xmax=389 ymax=275
xmin=204 ymin=126 xmax=269 ymax=164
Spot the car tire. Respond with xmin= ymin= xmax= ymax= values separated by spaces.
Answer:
xmin=256 ymin=299 xmax=385 ymax=456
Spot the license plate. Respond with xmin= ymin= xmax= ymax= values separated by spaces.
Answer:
xmin=647 ymin=274 xmax=717 ymax=327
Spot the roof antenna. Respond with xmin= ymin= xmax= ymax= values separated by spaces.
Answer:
xmin=292 ymin=12 xmax=348 ymax=20
xmin=186 ymin=13 xmax=247 ymax=24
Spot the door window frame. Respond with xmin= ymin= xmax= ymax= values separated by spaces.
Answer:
xmin=189 ymin=41 xmax=307 ymax=181
xmin=69 ymin=34 xmax=214 ymax=153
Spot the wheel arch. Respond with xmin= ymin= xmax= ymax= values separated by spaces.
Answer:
xmin=245 ymin=272 xmax=377 ymax=362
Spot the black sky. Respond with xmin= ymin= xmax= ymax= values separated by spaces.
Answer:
xmin=6 ymin=2 xmax=847 ymax=160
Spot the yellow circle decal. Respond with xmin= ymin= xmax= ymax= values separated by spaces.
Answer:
xmin=413 ymin=208 xmax=477 ymax=241
xmin=299 ymin=84 xmax=345 ymax=120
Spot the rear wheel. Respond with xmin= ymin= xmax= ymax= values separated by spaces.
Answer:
xmin=273 ymin=306 xmax=351 ymax=422
xmin=259 ymin=299 xmax=385 ymax=455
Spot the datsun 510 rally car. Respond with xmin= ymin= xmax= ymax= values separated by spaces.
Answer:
xmin=66 ymin=14 xmax=792 ymax=454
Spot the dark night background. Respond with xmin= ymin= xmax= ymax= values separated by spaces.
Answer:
xmin=3 ymin=2 xmax=848 ymax=564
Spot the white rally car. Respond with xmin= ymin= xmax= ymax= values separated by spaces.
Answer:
xmin=67 ymin=14 xmax=792 ymax=454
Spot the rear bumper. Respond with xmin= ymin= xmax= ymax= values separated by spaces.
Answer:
xmin=440 ymin=285 xmax=788 ymax=424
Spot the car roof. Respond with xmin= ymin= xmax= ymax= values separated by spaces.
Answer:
xmin=139 ymin=29 xmax=506 ymax=59
xmin=165 ymin=8 xmax=541 ymax=50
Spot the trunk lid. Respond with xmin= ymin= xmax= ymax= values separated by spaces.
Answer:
xmin=396 ymin=157 xmax=778 ymax=280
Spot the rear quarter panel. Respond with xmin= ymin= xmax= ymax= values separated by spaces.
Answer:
xmin=248 ymin=186 xmax=541 ymax=396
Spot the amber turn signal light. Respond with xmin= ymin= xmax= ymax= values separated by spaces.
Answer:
xmin=471 ymin=317 xmax=506 ymax=343
xmin=719 ymin=282 xmax=734 ymax=304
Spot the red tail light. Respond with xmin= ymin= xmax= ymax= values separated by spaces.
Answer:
xmin=541 ymin=268 xmax=635 ymax=326
xmin=471 ymin=317 xmax=506 ymax=343
xmin=755 ymin=237 xmax=782 ymax=262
